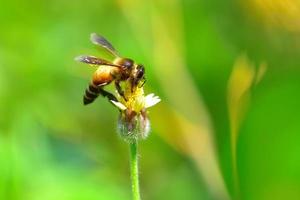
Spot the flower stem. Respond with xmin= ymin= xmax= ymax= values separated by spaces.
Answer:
xmin=130 ymin=142 xmax=141 ymax=200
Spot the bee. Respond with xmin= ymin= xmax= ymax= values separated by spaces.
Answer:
xmin=75 ymin=33 xmax=146 ymax=105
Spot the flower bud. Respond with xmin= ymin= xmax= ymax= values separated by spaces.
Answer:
xmin=117 ymin=109 xmax=150 ymax=143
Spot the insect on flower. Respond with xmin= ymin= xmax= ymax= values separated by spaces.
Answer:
xmin=75 ymin=33 xmax=146 ymax=105
xmin=76 ymin=33 xmax=160 ymax=142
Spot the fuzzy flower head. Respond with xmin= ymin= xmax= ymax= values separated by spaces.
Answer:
xmin=111 ymin=80 xmax=160 ymax=143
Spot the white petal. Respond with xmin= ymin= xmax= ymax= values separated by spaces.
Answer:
xmin=110 ymin=100 xmax=127 ymax=110
xmin=145 ymin=93 xmax=161 ymax=108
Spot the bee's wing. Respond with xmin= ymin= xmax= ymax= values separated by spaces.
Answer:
xmin=75 ymin=55 xmax=120 ymax=67
xmin=90 ymin=33 xmax=120 ymax=57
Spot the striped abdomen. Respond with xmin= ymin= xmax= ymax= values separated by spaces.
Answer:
xmin=83 ymin=83 xmax=100 ymax=105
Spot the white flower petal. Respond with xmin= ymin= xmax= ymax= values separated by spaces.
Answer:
xmin=111 ymin=100 xmax=127 ymax=110
xmin=146 ymin=93 xmax=154 ymax=98
xmin=145 ymin=93 xmax=161 ymax=108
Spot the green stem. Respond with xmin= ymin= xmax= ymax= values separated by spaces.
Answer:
xmin=130 ymin=142 xmax=141 ymax=200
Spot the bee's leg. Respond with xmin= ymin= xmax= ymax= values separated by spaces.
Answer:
xmin=98 ymin=86 xmax=118 ymax=102
xmin=115 ymin=81 xmax=127 ymax=101
xmin=130 ymin=78 xmax=135 ymax=93
xmin=133 ymin=64 xmax=145 ymax=90
xmin=139 ymin=77 xmax=146 ymax=88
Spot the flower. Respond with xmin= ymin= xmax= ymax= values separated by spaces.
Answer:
xmin=111 ymin=79 xmax=160 ymax=143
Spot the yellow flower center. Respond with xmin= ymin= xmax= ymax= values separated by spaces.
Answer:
xmin=118 ymin=80 xmax=145 ymax=113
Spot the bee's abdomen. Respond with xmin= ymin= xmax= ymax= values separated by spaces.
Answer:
xmin=83 ymin=83 xmax=100 ymax=105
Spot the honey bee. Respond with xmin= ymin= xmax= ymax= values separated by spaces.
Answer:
xmin=75 ymin=33 xmax=145 ymax=105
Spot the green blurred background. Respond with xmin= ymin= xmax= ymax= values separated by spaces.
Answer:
xmin=1 ymin=0 xmax=300 ymax=199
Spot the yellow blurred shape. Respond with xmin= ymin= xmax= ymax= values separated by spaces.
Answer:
xmin=228 ymin=55 xmax=256 ymax=141
xmin=255 ymin=62 xmax=268 ymax=85
xmin=227 ymin=54 xmax=267 ymax=197
xmin=246 ymin=0 xmax=300 ymax=32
